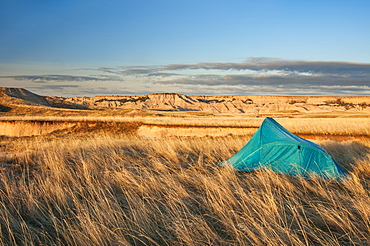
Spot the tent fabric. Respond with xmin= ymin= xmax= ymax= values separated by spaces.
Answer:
xmin=221 ymin=117 xmax=347 ymax=179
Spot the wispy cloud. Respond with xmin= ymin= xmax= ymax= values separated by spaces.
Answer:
xmin=2 ymin=58 xmax=369 ymax=96
xmin=71 ymin=57 xmax=370 ymax=96
xmin=88 ymin=57 xmax=370 ymax=78
xmin=155 ymin=74 xmax=370 ymax=87
xmin=0 ymin=74 xmax=123 ymax=82
xmin=147 ymin=72 xmax=180 ymax=77
xmin=162 ymin=58 xmax=370 ymax=75
xmin=31 ymin=85 xmax=80 ymax=90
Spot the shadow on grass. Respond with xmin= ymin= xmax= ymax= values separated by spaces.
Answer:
xmin=320 ymin=139 xmax=370 ymax=172
xmin=0 ymin=104 xmax=11 ymax=112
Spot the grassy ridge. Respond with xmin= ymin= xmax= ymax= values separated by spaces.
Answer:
xmin=0 ymin=133 xmax=369 ymax=245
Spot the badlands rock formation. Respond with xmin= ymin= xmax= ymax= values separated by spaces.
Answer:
xmin=63 ymin=93 xmax=370 ymax=114
xmin=0 ymin=87 xmax=85 ymax=110
xmin=1 ymin=87 xmax=370 ymax=114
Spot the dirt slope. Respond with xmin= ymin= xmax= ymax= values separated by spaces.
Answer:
xmin=0 ymin=87 xmax=86 ymax=112
xmin=0 ymin=87 xmax=51 ymax=107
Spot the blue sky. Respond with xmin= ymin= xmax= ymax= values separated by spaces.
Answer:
xmin=1 ymin=0 xmax=370 ymax=96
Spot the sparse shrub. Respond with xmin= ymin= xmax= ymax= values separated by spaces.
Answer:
xmin=287 ymin=99 xmax=307 ymax=104
xmin=95 ymin=96 xmax=149 ymax=104
xmin=324 ymin=99 xmax=358 ymax=109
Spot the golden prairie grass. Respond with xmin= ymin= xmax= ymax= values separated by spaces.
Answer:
xmin=135 ymin=116 xmax=370 ymax=138
xmin=0 ymin=121 xmax=78 ymax=137
xmin=1 ymin=115 xmax=370 ymax=138
xmin=0 ymin=130 xmax=369 ymax=245
xmin=0 ymin=120 xmax=141 ymax=137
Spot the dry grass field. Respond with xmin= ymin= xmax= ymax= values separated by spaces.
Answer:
xmin=0 ymin=109 xmax=370 ymax=245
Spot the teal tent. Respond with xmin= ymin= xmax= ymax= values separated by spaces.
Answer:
xmin=221 ymin=118 xmax=347 ymax=179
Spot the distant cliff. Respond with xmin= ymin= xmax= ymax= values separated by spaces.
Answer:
xmin=1 ymin=87 xmax=370 ymax=114
xmin=62 ymin=93 xmax=370 ymax=114
xmin=0 ymin=87 xmax=87 ymax=111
